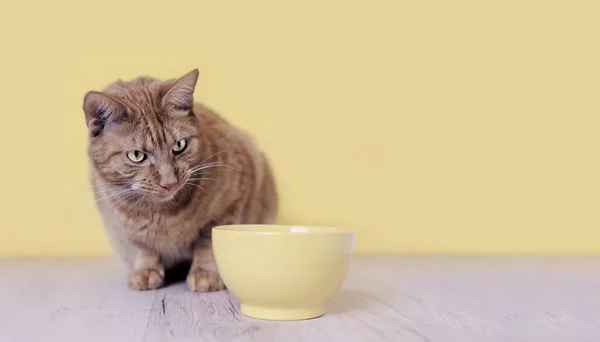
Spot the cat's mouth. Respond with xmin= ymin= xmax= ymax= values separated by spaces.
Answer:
xmin=150 ymin=183 xmax=184 ymax=202
xmin=154 ymin=188 xmax=181 ymax=202
xmin=144 ymin=177 xmax=196 ymax=202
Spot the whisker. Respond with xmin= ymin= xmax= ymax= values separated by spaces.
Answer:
xmin=113 ymin=192 xmax=138 ymax=209
xmin=188 ymin=163 xmax=239 ymax=174
xmin=94 ymin=188 xmax=136 ymax=204
xmin=208 ymin=164 xmax=238 ymax=171
xmin=197 ymin=150 xmax=227 ymax=166
xmin=186 ymin=182 xmax=207 ymax=193
xmin=91 ymin=181 xmax=134 ymax=188
xmin=185 ymin=150 xmax=231 ymax=174
xmin=187 ymin=162 xmax=228 ymax=173
xmin=93 ymin=187 xmax=129 ymax=196
xmin=94 ymin=190 xmax=130 ymax=203
xmin=130 ymin=194 xmax=146 ymax=211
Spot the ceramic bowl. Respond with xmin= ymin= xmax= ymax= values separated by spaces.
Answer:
xmin=212 ymin=225 xmax=354 ymax=320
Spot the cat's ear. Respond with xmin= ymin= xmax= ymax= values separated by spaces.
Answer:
xmin=161 ymin=69 xmax=199 ymax=113
xmin=82 ymin=91 xmax=128 ymax=136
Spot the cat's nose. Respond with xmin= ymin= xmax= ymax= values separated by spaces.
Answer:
xmin=159 ymin=177 xmax=178 ymax=191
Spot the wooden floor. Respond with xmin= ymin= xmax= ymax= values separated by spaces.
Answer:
xmin=0 ymin=256 xmax=599 ymax=341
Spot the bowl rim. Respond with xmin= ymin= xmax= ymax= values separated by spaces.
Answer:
xmin=212 ymin=224 xmax=354 ymax=235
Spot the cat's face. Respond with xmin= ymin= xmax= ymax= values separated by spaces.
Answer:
xmin=84 ymin=69 xmax=204 ymax=202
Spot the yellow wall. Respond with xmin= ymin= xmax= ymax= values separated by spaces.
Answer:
xmin=0 ymin=1 xmax=599 ymax=256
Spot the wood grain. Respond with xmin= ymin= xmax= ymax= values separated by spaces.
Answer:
xmin=0 ymin=256 xmax=599 ymax=341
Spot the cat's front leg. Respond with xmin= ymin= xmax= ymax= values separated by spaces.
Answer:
xmin=186 ymin=239 xmax=225 ymax=292
xmin=127 ymin=249 xmax=165 ymax=290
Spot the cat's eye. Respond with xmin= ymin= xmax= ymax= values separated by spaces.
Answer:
xmin=172 ymin=139 xmax=187 ymax=154
xmin=127 ymin=150 xmax=146 ymax=163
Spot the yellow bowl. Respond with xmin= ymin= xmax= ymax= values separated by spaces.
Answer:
xmin=212 ymin=224 xmax=354 ymax=320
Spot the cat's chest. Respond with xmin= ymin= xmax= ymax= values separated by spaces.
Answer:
xmin=117 ymin=210 xmax=204 ymax=256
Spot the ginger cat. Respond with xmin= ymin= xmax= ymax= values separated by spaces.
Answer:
xmin=83 ymin=69 xmax=278 ymax=291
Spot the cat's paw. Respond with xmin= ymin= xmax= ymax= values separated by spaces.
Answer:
xmin=186 ymin=269 xmax=225 ymax=292
xmin=128 ymin=268 xmax=165 ymax=290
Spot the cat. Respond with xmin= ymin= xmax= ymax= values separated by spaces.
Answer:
xmin=83 ymin=69 xmax=278 ymax=291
